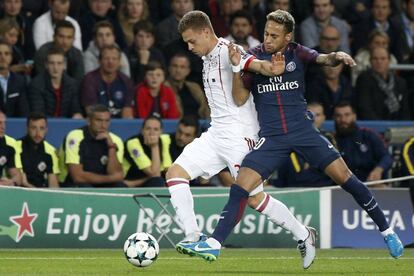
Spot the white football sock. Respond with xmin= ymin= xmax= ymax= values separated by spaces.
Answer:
xmin=258 ymin=194 xmax=309 ymax=241
xmin=206 ymin=237 xmax=222 ymax=249
xmin=168 ymin=179 xmax=200 ymax=236
xmin=380 ymin=228 xmax=394 ymax=237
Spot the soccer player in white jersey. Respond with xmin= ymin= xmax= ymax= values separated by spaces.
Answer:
xmin=166 ymin=11 xmax=316 ymax=268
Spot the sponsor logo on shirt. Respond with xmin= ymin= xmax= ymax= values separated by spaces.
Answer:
xmin=257 ymin=76 xmax=299 ymax=94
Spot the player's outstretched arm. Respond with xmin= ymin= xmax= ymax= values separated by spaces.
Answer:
xmin=316 ymin=51 xmax=356 ymax=67
xmin=248 ymin=52 xmax=285 ymax=76
xmin=229 ymin=43 xmax=251 ymax=106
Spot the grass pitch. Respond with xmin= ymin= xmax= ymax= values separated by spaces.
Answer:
xmin=0 ymin=248 xmax=413 ymax=275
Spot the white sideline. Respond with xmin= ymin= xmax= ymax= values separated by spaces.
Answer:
xmin=1 ymin=256 xmax=414 ymax=260
xmin=0 ymin=175 xmax=413 ymax=198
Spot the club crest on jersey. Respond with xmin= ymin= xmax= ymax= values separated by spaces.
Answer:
xmin=100 ymin=155 xmax=108 ymax=165
xmin=37 ymin=162 xmax=47 ymax=172
xmin=286 ymin=61 xmax=296 ymax=72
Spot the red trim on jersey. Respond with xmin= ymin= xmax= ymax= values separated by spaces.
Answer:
xmin=257 ymin=194 xmax=270 ymax=213
xmin=166 ymin=179 xmax=189 ymax=187
xmin=243 ymin=56 xmax=255 ymax=70
xmin=276 ymin=92 xmax=288 ymax=134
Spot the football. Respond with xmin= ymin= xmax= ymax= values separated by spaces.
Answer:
xmin=123 ymin=232 xmax=160 ymax=267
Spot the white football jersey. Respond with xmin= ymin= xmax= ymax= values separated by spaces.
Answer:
xmin=201 ymin=38 xmax=259 ymax=139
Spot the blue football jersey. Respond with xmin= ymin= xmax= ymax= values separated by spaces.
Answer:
xmin=245 ymin=42 xmax=319 ymax=136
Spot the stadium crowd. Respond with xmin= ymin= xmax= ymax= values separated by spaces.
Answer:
xmin=0 ymin=0 xmax=414 ymax=188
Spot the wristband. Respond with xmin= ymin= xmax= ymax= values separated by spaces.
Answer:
xmin=232 ymin=64 xmax=241 ymax=73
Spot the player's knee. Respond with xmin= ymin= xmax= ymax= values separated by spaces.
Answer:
xmin=235 ymin=167 xmax=261 ymax=191
xmin=165 ymin=164 xmax=188 ymax=180
xmin=247 ymin=192 xmax=265 ymax=209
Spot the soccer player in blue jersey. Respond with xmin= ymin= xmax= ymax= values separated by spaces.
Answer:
xmin=179 ymin=9 xmax=404 ymax=265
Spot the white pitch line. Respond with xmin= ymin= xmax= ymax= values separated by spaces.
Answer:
xmin=1 ymin=257 xmax=413 ymax=260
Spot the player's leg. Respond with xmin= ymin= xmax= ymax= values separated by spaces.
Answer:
xmin=248 ymin=190 xmax=310 ymax=245
xmin=324 ymin=157 xmax=403 ymax=258
xmin=166 ymin=164 xmax=199 ymax=242
xmin=248 ymin=189 xmax=316 ymax=269
xmin=177 ymin=167 xmax=261 ymax=261
xmin=296 ymin=130 xmax=403 ymax=258
xmin=166 ymin=132 xmax=223 ymax=244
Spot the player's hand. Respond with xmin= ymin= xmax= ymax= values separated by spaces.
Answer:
xmin=228 ymin=42 xmax=241 ymax=66
xmin=335 ymin=51 xmax=356 ymax=67
xmin=139 ymin=49 xmax=151 ymax=64
xmin=0 ymin=178 xmax=15 ymax=186
xmin=366 ymin=167 xmax=383 ymax=182
xmin=144 ymin=134 xmax=159 ymax=147
xmin=95 ymin=132 xmax=113 ymax=145
xmin=270 ymin=52 xmax=285 ymax=75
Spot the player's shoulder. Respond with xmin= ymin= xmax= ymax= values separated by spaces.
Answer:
xmin=359 ymin=127 xmax=383 ymax=140
xmin=248 ymin=44 xmax=264 ymax=56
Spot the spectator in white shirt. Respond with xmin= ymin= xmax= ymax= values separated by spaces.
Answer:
xmin=32 ymin=0 xmax=83 ymax=50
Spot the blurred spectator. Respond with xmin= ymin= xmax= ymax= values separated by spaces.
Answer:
xmin=118 ymin=0 xmax=149 ymax=46
xmin=135 ymin=61 xmax=180 ymax=119
xmin=127 ymin=20 xmax=165 ymax=85
xmin=80 ymin=0 xmax=127 ymax=50
xmin=402 ymin=136 xmax=414 ymax=177
xmin=33 ymin=20 xmax=84 ymax=84
xmin=156 ymin=0 xmax=194 ymax=48
xmin=81 ymin=45 xmax=134 ymax=118
xmin=59 ymin=104 xmax=125 ymax=187
xmin=391 ymin=0 xmax=414 ymax=63
xmin=300 ymin=0 xmax=350 ymax=53
xmin=269 ymin=0 xmax=291 ymax=11
xmin=273 ymin=102 xmax=335 ymax=187
xmin=84 ymin=21 xmax=130 ymax=77
xmin=123 ymin=115 xmax=170 ymax=187
xmin=67 ymin=0 xmax=87 ymax=21
xmin=0 ymin=0 xmax=35 ymax=59
xmin=401 ymin=136 xmax=414 ymax=188
xmin=162 ymin=38 xmax=203 ymax=86
xmin=22 ymin=0 xmax=49 ymax=19
xmin=29 ymin=47 xmax=82 ymax=118
xmin=16 ymin=112 xmax=59 ymax=188
xmin=211 ymin=0 xmax=245 ymax=38
xmin=314 ymin=24 xmax=341 ymax=53
xmin=334 ymin=102 xmax=392 ymax=182
xmin=306 ymin=63 xmax=352 ymax=119
xmin=401 ymin=136 xmax=414 ymax=210
xmin=355 ymin=47 xmax=411 ymax=120
xmin=342 ymin=0 xmax=371 ymax=26
xmin=352 ymin=29 xmax=397 ymax=85
xmin=0 ymin=111 xmax=22 ymax=186
xmin=224 ymin=10 xmax=260 ymax=50
xmin=0 ymin=40 xmax=28 ymax=117
xmin=32 ymin=0 xmax=83 ymax=50
xmin=0 ymin=18 xmax=30 ymax=75
xmin=165 ymin=53 xmax=209 ymax=119
xmin=169 ymin=115 xmax=199 ymax=161
xmin=351 ymin=0 xmax=402 ymax=60
xmin=305 ymin=24 xmax=342 ymax=82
